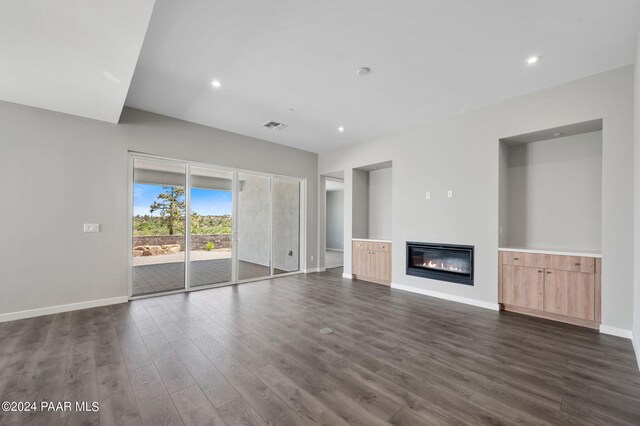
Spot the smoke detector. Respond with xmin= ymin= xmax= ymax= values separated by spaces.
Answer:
xmin=263 ymin=121 xmax=287 ymax=130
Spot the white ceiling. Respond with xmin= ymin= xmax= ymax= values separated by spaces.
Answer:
xmin=0 ymin=0 xmax=155 ymax=123
xmin=2 ymin=1 xmax=638 ymax=150
xmin=126 ymin=0 xmax=640 ymax=153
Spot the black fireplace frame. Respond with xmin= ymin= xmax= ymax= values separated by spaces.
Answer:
xmin=406 ymin=242 xmax=474 ymax=286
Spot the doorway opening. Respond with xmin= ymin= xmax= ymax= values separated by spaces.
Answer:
xmin=325 ymin=177 xmax=344 ymax=269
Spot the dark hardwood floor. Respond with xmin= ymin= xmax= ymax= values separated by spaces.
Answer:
xmin=1 ymin=268 xmax=639 ymax=425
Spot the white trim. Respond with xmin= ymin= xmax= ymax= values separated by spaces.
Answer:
xmin=0 ymin=296 xmax=129 ymax=323
xmin=317 ymin=267 xmax=326 ymax=272
xmin=342 ymin=273 xmax=353 ymax=279
xmin=326 ymin=248 xmax=344 ymax=252
xmin=498 ymin=247 xmax=601 ymax=258
xmin=304 ymin=268 xmax=319 ymax=273
xmin=391 ymin=283 xmax=500 ymax=311
xmin=352 ymin=238 xmax=392 ymax=243
xmin=632 ymin=332 xmax=640 ymax=371
xmin=599 ymin=324 xmax=633 ymax=339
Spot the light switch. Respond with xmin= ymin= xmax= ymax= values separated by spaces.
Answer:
xmin=84 ymin=224 xmax=100 ymax=233
xmin=447 ymin=190 xmax=453 ymax=198
xmin=425 ymin=192 xmax=431 ymax=200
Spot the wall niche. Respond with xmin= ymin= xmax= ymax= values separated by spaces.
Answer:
xmin=499 ymin=119 xmax=603 ymax=252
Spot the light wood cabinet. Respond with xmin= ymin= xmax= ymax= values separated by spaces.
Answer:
xmin=499 ymin=250 xmax=601 ymax=329
xmin=502 ymin=265 xmax=544 ymax=310
xmin=352 ymin=240 xmax=391 ymax=285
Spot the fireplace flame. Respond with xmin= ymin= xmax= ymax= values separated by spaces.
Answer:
xmin=423 ymin=260 xmax=463 ymax=272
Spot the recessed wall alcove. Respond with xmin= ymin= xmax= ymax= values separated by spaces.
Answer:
xmin=499 ymin=119 xmax=603 ymax=252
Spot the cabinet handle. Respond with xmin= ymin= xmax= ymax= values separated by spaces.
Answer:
xmin=538 ymin=270 xmax=543 ymax=273
xmin=513 ymin=257 xmax=519 ymax=260
xmin=546 ymin=271 xmax=552 ymax=274
xmin=574 ymin=263 xmax=581 ymax=266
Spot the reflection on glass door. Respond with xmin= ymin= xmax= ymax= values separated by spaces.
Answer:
xmin=273 ymin=179 xmax=300 ymax=275
xmin=132 ymin=159 xmax=186 ymax=296
xmin=237 ymin=173 xmax=271 ymax=281
xmin=189 ymin=167 xmax=233 ymax=287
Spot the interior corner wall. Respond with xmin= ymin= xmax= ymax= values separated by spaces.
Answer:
xmin=326 ymin=190 xmax=344 ymax=250
xmin=0 ymin=104 xmax=318 ymax=318
xmin=633 ymin=32 xmax=640 ymax=362
xmin=319 ymin=65 xmax=635 ymax=331
xmin=498 ymin=142 xmax=509 ymax=247
xmin=352 ymin=169 xmax=369 ymax=239
xmin=368 ymin=167 xmax=392 ymax=240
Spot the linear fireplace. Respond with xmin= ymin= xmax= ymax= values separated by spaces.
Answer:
xmin=406 ymin=242 xmax=474 ymax=286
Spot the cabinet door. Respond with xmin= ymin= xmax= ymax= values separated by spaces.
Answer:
xmin=502 ymin=265 xmax=544 ymax=310
xmin=544 ymin=269 xmax=568 ymax=315
xmin=370 ymin=251 xmax=391 ymax=283
xmin=352 ymin=248 xmax=371 ymax=278
xmin=563 ymin=272 xmax=595 ymax=320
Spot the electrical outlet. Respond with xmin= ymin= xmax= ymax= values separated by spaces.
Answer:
xmin=83 ymin=224 xmax=100 ymax=233
xmin=425 ymin=192 xmax=431 ymax=200
xmin=447 ymin=190 xmax=453 ymax=198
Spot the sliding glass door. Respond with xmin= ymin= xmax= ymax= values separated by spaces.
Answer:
xmin=189 ymin=167 xmax=234 ymax=288
xmin=131 ymin=154 xmax=303 ymax=297
xmin=237 ymin=173 xmax=272 ymax=281
xmin=273 ymin=178 xmax=301 ymax=275
xmin=132 ymin=158 xmax=186 ymax=296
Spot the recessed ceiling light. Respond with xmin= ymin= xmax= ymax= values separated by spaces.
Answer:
xmin=525 ymin=56 xmax=541 ymax=65
xmin=356 ymin=67 xmax=371 ymax=76
xmin=211 ymin=80 xmax=222 ymax=88
xmin=338 ymin=126 xmax=345 ymax=133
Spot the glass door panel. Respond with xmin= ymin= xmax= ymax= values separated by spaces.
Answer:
xmin=273 ymin=179 xmax=301 ymax=275
xmin=189 ymin=167 xmax=234 ymax=287
xmin=132 ymin=158 xmax=186 ymax=296
xmin=237 ymin=173 xmax=271 ymax=281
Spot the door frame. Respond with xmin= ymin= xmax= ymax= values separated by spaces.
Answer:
xmin=128 ymin=151 xmax=307 ymax=299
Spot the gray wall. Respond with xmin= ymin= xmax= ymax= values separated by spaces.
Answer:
xmin=352 ymin=169 xmax=369 ymax=238
xmin=326 ymin=190 xmax=344 ymax=250
xmin=368 ymin=167 xmax=392 ymax=240
xmin=319 ymin=65 xmax=635 ymax=331
xmin=634 ymin=33 xmax=640 ymax=357
xmin=503 ymin=132 xmax=602 ymax=251
xmin=498 ymin=142 xmax=509 ymax=247
xmin=0 ymin=105 xmax=317 ymax=316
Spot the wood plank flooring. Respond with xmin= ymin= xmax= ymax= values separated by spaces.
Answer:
xmin=1 ymin=268 xmax=639 ymax=425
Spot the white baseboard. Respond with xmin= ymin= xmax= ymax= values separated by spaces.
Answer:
xmin=342 ymin=273 xmax=353 ymax=279
xmin=390 ymin=283 xmax=500 ymax=311
xmin=0 ymin=296 xmax=129 ymax=323
xmin=304 ymin=268 xmax=319 ymax=273
xmin=317 ymin=267 xmax=326 ymax=272
xmin=632 ymin=332 xmax=640 ymax=371
xmin=599 ymin=325 xmax=633 ymax=339
xmin=326 ymin=248 xmax=344 ymax=252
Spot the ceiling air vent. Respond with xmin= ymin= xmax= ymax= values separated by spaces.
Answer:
xmin=263 ymin=121 xmax=287 ymax=130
